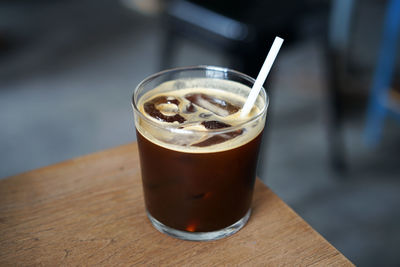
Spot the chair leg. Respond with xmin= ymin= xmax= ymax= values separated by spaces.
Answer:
xmin=324 ymin=49 xmax=347 ymax=173
xmin=322 ymin=0 xmax=358 ymax=173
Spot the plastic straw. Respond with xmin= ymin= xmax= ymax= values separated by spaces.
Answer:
xmin=240 ymin=37 xmax=284 ymax=117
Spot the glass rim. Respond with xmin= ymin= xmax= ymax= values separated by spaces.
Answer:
xmin=132 ymin=65 xmax=269 ymax=134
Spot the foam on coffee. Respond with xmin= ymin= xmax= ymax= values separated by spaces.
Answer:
xmin=135 ymin=78 xmax=266 ymax=153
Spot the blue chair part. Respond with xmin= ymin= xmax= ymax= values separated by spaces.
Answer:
xmin=364 ymin=0 xmax=400 ymax=146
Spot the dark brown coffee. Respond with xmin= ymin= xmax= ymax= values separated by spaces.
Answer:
xmin=137 ymin=129 xmax=263 ymax=232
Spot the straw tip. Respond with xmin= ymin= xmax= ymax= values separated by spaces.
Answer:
xmin=274 ymin=36 xmax=284 ymax=44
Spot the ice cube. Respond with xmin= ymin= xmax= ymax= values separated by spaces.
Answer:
xmin=192 ymin=130 xmax=243 ymax=147
xmin=192 ymin=121 xmax=243 ymax=147
xmin=143 ymin=96 xmax=186 ymax=123
xmin=201 ymin=120 xmax=231 ymax=129
xmin=185 ymin=93 xmax=240 ymax=117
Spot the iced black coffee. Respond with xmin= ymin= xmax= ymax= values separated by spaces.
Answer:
xmin=132 ymin=66 xmax=268 ymax=241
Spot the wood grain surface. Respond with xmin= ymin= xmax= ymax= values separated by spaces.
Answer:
xmin=0 ymin=143 xmax=353 ymax=266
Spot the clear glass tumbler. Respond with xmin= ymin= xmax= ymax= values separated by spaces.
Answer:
xmin=132 ymin=66 xmax=268 ymax=241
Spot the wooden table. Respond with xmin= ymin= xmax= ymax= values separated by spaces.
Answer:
xmin=0 ymin=143 xmax=353 ymax=266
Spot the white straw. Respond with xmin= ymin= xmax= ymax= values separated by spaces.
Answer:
xmin=240 ymin=37 xmax=284 ymax=117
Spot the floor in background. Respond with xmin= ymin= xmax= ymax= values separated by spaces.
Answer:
xmin=1 ymin=1 xmax=400 ymax=266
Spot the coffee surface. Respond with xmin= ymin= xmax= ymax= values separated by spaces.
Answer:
xmin=136 ymin=79 xmax=265 ymax=153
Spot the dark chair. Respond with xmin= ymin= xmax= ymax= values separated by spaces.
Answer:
xmin=159 ymin=0 xmax=306 ymax=77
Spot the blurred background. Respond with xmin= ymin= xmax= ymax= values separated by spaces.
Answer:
xmin=1 ymin=0 xmax=400 ymax=265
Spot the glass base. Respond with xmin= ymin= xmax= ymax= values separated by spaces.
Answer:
xmin=146 ymin=209 xmax=251 ymax=241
